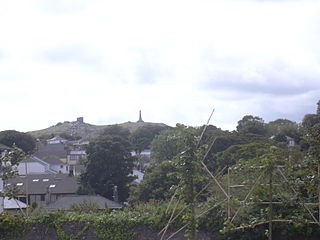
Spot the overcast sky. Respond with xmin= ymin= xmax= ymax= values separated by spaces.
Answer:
xmin=1 ymin=0 xmax=319 ymax=132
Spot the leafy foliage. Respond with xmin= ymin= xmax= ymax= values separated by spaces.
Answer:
xmin=0 ymin=212 xmax=30 ymax=239
xmin=0 ymin=130 xmax=36 ymax=153
xmin=80 ymin=127 xmax=135 ymax=201
xmin=69 ymin=200 xmax=99 ymax=213
xmin=130 ymin=125 xmax=168 ymax=154
xmin=129 ymin=161 xmax=179 ymax=202
xmin=237 ymin=115 xmax=267 ymax=136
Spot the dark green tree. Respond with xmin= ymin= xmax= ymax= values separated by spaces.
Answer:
xmin=81 ymin=134 xmax=135 ymax=201
xmin=236 ymin=115 xmax=267 ymax=135
xmin=150 ymin=124 xmax=199 ymax=165
xmin=266 ymin=118 xmax=301 ymax=143
xmin=302 ymin=100 xmax=320 ymax=160
xmin=1 ymin=146 xmax=26 ymax=205
xmin=130 ymin=125 xmax=168 ymax=154
xmin=129 ymin=161 xmax=179 ymax=202
xmin=0 ymin=130 xmax=36 ymax=153
xmin=101 ymin=125 xmax=131 ymax=138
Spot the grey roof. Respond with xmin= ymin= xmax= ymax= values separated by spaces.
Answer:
xmin=132 ymin=169 xmax=144 ymax=184
xmin=46 ymin=195 xmax=122 ymax=210
xmin=47 ymin=136 xmax=67 ymax=143
xmin=34 ymin=143 xmax=67 ymax=165
xmin=20 ymin=156 xmax=57 ymax=174
xmin=4 ymin=197 xmax=27 ymax=209
xmin=0 ymin=143 xmax=11 ymax=151
xmin=7 ymin=173 xmax=79 ymax=195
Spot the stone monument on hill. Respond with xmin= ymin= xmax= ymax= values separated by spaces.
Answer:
xmin=137 ymin=110 xmax=144 ymax=123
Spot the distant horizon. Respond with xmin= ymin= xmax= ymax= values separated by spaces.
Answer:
xmin=5 ymin=107 xmax=316 ymax=134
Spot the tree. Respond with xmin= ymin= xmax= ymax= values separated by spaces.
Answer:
xmin=302 ymin=100 xmax=320 ymax=158
xmin=102 ymin=125 xmax=130 ymax=139
xmin=130 ymin=125 xmax=168 ymax=154
xmin=80 ymin=134 xmax=135 ymax=201
xmin=0 ymin=146 xmax=25 ymax=213
xmin=129 ymin=161 xmax=179 ymax=202
xmin=236 ymin=115 xmax=267 ymax=135
xmin=266 ymin=118 xmax=301 ymax=144
xmin=150 ymin=124 xmax=199 ymax=165
xmin=0 ymin=130 xmax=36 ymax=153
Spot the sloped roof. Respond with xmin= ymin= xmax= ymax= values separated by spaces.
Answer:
xmin=19 ymin=156 xmax=57 ymax=174
xmin=4 ymin=197 xmax=27 ymax=209
xmin=7 ymin=173 xmax=79 ymax=195
xmin=0 ymin=143 xmax=11 ymax=151
xmin=47 ymin=136 xmax=67 ymax=142
xmin=46 ymin=195 xmax=122 ymax=210
xmin=132 ymin=169 xmax=144 ymax=184
xmin=34 ymin=143 xmax=67 ymax=165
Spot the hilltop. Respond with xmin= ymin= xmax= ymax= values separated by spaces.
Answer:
xmin=28 ymin=117 xmax=168 ymax=140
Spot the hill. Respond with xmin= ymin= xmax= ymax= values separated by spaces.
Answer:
xmin=28 ymin=119 xmax=168 ymax=140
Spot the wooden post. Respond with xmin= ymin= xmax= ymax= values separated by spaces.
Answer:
xmin=318 ymin=164 xmax=320 ymax=222
xmin=25 ymin=159 xmax=29 ymax=216
xmin=227 ymin=167 xmax=231 ymax=220
xmin=268 ymin=169 xmax=273 ymax=240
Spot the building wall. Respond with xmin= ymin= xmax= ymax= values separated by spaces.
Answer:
xmin=17 ymin=162 xmax=47 ymax=175
xmin=50 ymin=164 xmax=68 ymax=174
xmin=0 ymin=178 xmax=3 ymax=213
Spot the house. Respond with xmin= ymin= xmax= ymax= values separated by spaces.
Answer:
xmin=65 ymin=140 xmax=88 ymax=176
xmin=0 ymin=144 xmax=11 ymax=213
xmin=33 ymin=143 xmax=69 ymax=174
xmin=131 ymin=169 xmax=144 ymax=184
xmin=7 ymin=173 xmax=79 ymax=206
xmin=131 ymin=149 xmax=151 ymax=169
xmin=18 ymin=140 xmax=88 ymax=175
xmin=17 ymin=156 xmax=56 ymax=175
xmin=4 ymin=197 xmax=27 ymax=212
xmin=46 ymin=195 xmax=122 ymax=210
xmin=0 ymin=143 xmax=10 ymax=157
xmin=46 ymin=136 xmax=68 ymax=144
xmin=286 ymin=136 xmax=295 ymax=147
xmin=270 ymin=135 xmax=296 ymax=147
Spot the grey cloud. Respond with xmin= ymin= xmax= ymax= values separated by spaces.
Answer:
xmin=258 ymin=91 xmax=320 ymax=123
xmin=202 ymin=64 xmax=320 ymax=97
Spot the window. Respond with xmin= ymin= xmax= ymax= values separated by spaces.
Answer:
xmin=40 ymin=195 xmax=45 ymax=201
xmin=16 ymin=183 xmax=23 ymax=186
xmin=32 ymin=179 xmax=39 ymax=182
xmin=49 ymin=184 xmax=56 ymax=188
xmin=43 ymin=179 xmax=49 ymax=182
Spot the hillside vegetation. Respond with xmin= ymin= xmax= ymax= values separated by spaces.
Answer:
xmin=28 ymin=120 xmax=167 ymax=140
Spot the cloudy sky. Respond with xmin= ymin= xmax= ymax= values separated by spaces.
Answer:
xmin=1 ymin=0 xmax=319 ymax=132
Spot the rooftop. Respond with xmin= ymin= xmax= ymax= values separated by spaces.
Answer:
xmin=46 ymin=195 xmax=122 ymax=210
xmin=7 ymin=173 xmax=79 ymax=195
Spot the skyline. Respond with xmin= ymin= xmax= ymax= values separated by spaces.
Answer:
xmin=1 ymin=0 xmax=319 ymax=132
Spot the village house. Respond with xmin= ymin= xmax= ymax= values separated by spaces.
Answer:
xmin=7 ymin=173 xmax=79 ymax=206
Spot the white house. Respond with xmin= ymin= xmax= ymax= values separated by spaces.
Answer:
xmin=46 ymin=136 xmax=68 ymax=144
xmin=17 ymin=156 xmax=56 ymax=175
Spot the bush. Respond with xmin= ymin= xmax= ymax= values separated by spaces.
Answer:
xmin=0 ymin=212 xmax=29 ymax=239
